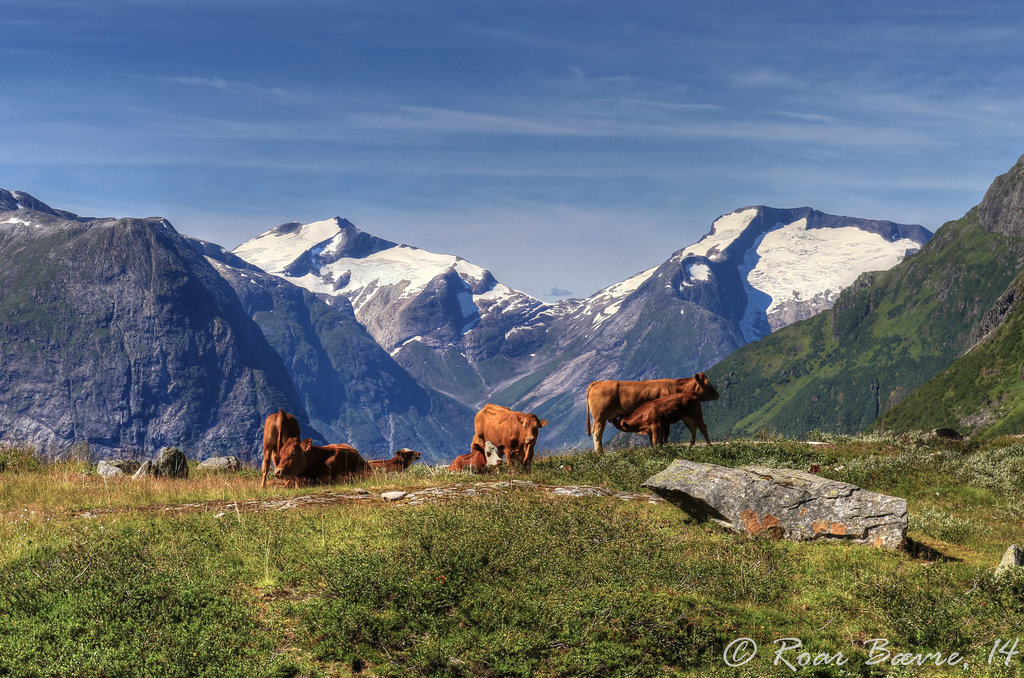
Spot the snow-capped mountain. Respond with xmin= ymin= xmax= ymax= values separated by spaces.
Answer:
xmin=234 ymin=207 xmax=931 ymax=448
xmin=234 ymin=218 xmax=554 ymax=404
xmin=576 ymin=206 xmax=929 ymax=345
xmin=678 ymin=207 xmax=928 ymax=339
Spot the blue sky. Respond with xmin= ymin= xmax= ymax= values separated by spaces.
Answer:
xmin=2 ymin=1 xmax=1023 ymax=300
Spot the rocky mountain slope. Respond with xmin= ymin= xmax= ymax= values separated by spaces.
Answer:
xmin=874 ymin=157 xmax=1024 ymax=436
xmin=235 ymin=208 xmax=930 ymax=447
xmin=0 ymin=192 xmax=469 ymax=462
xmin=706 ymin=154 xmax=1024 ymax=439
xmin=0 ymin=191 xmax=314 ymax=459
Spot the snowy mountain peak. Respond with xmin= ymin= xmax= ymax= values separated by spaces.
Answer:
xmin=673 ymin=206 xmax=931 ymax=341
xmin=680 ymin=207 xmax=760 ymax=261
xmin=233 ymin=216 xmax=546 ymax=355
xmin=566 ymin=206 xmax=930 ymax=340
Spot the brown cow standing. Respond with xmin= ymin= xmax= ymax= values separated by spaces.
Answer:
xmin=368 ymin=448 xmax=421 ymax=472
xmin=449 ymin=442 xmax=505 ymax=472
xmin=261 ymin=410 xmax=301 ymax=488
xmin=472 ymin=404 xmax=547 ymax=471
xmin=586 ymin=374 xmax=714 ymax=453
xmin=610 ymin=375 xmax=720 ymax=447
xmin=274 ymin=438 xmax=370 ymax=486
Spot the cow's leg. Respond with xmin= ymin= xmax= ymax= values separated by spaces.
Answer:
xmin=592 ymin=418 xmax=606 ymax=453
xmin=655 ymin=422 xmax=671 ymax=446
xmin=260 ymin=453 xmax=271 ymax=488
xmin=698 ymin=422 xmax=712 ymax=445
xmin=686 ymin=422 xmax=698 ymax=447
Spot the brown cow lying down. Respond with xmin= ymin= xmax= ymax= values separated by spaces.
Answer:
xmin=611 ymin=375 xmax=720 ymax=447
xmin=261 ymin=409 xmax=301 ymax=488
xmin=586 ymin=373 xmax=715 ymax=453
xmin=472 ymin=403 xmax=547 ymax=471
xmin=368 ymin=448 xmax=421 ymax=472
xmin=448 ymin=442 xmax=505 ymax=472
xmin=274 ymin=437 xmax=370 ymax=486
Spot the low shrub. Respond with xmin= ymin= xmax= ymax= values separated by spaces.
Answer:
xmin=954 ymin=443 xmax=1024 ymax=493
xmin=910 ymin=507 xmax=975 ymax=544
xmin=0 ymin=444 xmax=40 ymax=474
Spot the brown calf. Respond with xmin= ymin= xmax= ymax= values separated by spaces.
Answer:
xmin=611 ymin=376 xmax=720 ymax=447
xmin=274 ymin=438 xmax=370 ymax=485
xmin=448 ymin=442 xmax=505 ymax=473
xmin=368 ymin=448 xmax=421 ymax=472
xmin=586 ymin=373 xmax=715 ymax=453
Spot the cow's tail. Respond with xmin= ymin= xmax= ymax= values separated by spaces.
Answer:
xmin=585 ymin=383 xmax=593 ymax=436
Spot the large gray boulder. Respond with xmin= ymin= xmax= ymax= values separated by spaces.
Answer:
xmin=154 ymin=447 xmax=189 ymax=479
xmin=643 ymin=460 xmax=908 ymax=549
xmin=96 ymin=459 xmax=140 ymax=478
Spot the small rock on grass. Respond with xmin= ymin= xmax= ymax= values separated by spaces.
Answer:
xmin=996 ymin=544 xmax=1023 ymax=576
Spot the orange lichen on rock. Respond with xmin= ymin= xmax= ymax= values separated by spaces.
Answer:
xmin=740 ymin=510 xmax=784 ymax=538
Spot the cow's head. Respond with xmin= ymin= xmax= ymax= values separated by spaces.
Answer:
xmin=519 ymin=414 xmax=548 ymax=459
xmin=274 ymin=436 xmax=310 ymax=478
xmin=396 ymin=448 xmax=421 ymax=467
xmin=520 ymin=414 xmax=548 ymax=445
xmin=482 ymin=441 xmax=505 ymax=466
xmin=692 ymin=372 xmax=720 ymax=401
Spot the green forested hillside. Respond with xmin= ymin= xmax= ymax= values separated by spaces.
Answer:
xmin=707 ymin=154 xmax=1024 ymax=438
xmin=879 ymin=268 xmax=1024 ymax=436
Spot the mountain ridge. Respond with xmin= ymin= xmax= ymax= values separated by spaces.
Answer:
xmin=0 ymin=187 xmax=939 ymax=458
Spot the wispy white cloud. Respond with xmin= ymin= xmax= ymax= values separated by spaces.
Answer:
xmin=620 ymin=99 xmax=721 ymax=112
xmin=730 ymin=67 xmax=807 ymax=90
xmin=150 ymin=75 xmax=307 ymax=105
xmin=774 ymin=111 xmax=836 ymax=123
xmin=349 ymin=104 xmax=590 ymax=136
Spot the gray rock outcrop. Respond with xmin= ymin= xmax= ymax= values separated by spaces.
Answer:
xmin=154 ymin=447 xmax=189 ymax=479
xmin=643 ymin=459 xmax=908 ymax=549
xmin=198 ymin=456 xmax=242 ymax=472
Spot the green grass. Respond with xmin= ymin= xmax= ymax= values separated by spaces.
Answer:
xmin=1 ymin=436 xmax=1023 ymax=676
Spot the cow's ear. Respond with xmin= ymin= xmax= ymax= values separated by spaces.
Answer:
xmin=301 ymin=438 xmax=313 ymax=451
xmin=539 ymin=419 xmax=548 ymax=428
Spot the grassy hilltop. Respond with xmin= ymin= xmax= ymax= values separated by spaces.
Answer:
xmin=1 ymin=436 xmax=1022 ymax=677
